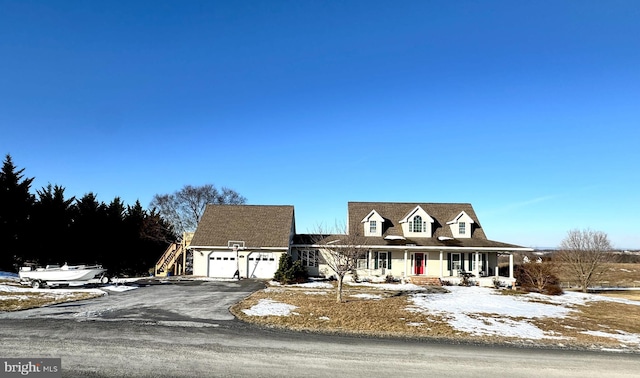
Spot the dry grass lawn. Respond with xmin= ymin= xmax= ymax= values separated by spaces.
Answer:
xmin=231 ymin=282 xmax=640 ymax=351
xmin=231 ymin=285 xmax=463 ymax=339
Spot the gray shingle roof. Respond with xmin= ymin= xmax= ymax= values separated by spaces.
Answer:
xmin=190 ymin=205 xmax=294 ymax=248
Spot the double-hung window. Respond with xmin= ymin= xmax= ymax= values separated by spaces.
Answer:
xmin=370 ymin=220 xmax=377 ymax=234
xmin=299 ymin=250 xmax=318 ymax=268
xmin=459 ymin=222 xmax=466 ymax=235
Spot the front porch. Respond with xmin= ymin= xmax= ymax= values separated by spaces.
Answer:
xmin=354 ymin=249 xmax=517 ymax=288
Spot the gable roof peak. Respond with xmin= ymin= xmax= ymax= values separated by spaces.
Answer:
xmin=399 ymin=205 xmax=434 ymax=224
xmin=361 ymin=209 xmax=384 ymax=223
xmin=446 ymin=210 xmax=475 ymax=225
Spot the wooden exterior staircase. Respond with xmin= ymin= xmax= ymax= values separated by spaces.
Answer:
xmin=154 ymin=232 xmax=193 ymax=277
xmin=408 ymin=276 xmax=442 ymax=286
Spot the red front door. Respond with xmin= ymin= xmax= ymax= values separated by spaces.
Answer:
xmin=414 ymin=253 xmax=424 ymax=275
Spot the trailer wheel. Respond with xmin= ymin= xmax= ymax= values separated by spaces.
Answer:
xmin=31 ymin=280 xmax=42 ymax=289
xmin=100 ymin=275 xmax=109 ymax=284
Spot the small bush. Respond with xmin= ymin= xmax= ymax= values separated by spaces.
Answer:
xmin=385 ymin=274 xmax=396 ymax=283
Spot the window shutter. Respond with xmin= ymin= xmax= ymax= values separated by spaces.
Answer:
xmin=447 ymin=253 xmax=451 ymax=270
xmin=374 ymin=252 xmax=379 ymax=269
xmin=387 ymin=252 xmax=392 ymax=269
xmin=468 ymin=253 xmax=473 ymax=271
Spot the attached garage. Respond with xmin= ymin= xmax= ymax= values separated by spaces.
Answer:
xmin=246 ymin=252 xmax=277 ymax=279
xmin=208 ymin=252 xmax=238 ymax=278
xmin=189 ymin=205 xmax=295 ymax=279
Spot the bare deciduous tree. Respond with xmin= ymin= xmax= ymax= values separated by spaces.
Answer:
xmin=312 ymin=222 xmax=368 ymax=303
xmin=150 ymin=184 xmax=246 ymax=237
xmin=556 ymin=229 xmax=615 ymax=293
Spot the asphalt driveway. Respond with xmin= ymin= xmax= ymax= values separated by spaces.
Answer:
xmin=0 ymin=278 xmax=265 ymax=325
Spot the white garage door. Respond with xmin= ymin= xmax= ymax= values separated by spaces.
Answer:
xmin=208 ymin=252 xmax=238 ymax=278
xmin=247 ymin=252 xmax=277 ymax=279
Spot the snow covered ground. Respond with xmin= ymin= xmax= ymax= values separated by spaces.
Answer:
xmin=242 ymin=284 xmax=640 ymax=349
xmin=412 ymin=288 xmax=640 ymax=348
xmin=0 ymin=282 xmax=138 ymax=298
xmin=0 ymin=283 xmax=107 ymax=303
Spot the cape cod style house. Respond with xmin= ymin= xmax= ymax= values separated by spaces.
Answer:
xmin=187 ymin=202 xmax=532 ymax=286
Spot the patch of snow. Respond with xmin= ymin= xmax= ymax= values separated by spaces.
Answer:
xmin=318 ymin=316 xmax=330 ymax=321
xmin=289 ymin=282 xmax=334 ymax=289
xmin=582 ymin=330 xmax=640 ymax=345
xmin=187 ymin=277 xmax=238 ymax=282
xmin=407 ymin=322 xmax=424 ymax=327
xmin=101 ymin=285 xmax=138 ymax=292
xmin=0 ymin=284 xmax=104 ymax=296
xmin=350 ymin=293 xmax=382 ymax=300
xmin=528 ymin=290 xmax=640 ymax=307
xmin=347 ymin=282 xmax=425 ymax=291
xmin=407 ymin=286 xmax=640 ymax=340
xmin=242 ymin=299 xmax=298 ymax=317
xmin=304 ymin=291 xmax=328 ymax=295
xmin=408 ymin=286 xmax=576 ymax=339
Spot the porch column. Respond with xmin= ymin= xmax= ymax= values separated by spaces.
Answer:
xmin=474 ymin=252 xmax=479 ymax=277
xmin=509 ymin=253 xmax=514 ymax=279
xmin=404 ymin=249 xmax=408 ymax=279
xmin=439 ymin=250 xmax=443 ymax=278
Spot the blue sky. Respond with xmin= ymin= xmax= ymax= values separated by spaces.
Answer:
xmin=1 ymin=0 xmax=639 ymax=249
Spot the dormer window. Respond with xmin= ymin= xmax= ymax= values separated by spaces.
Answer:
xmin=447 ymin=211 xmax=475 ymax=239
xmin=409 ymin=215 xmax=427 ymax=233
xmin=399 ymin=206 xmax=434 ymax=237
xmin=362 ymin=210 xmax=384 ymax=237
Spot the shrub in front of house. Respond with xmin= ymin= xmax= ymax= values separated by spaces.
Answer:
xmin=515 ymin=262 xmax=564 ymax=296
xmin=274 ymin=254 xmax=308 ymax=284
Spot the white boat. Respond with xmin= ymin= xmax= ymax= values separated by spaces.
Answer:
xmin=19 ymin=264 xmax=108 ymax=288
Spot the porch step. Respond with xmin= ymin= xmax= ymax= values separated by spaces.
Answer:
xmin=409 ymin=276 xmax=442 ymax=286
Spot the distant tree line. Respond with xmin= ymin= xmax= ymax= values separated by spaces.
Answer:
xmin=0 ymin=154 xmax=175 ymax=276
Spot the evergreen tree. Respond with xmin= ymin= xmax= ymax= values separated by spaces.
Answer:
xmin=274 ymin=254 xmax=308 ymax=284
xmin=29 ymin=184 xmax=75 ymax=264
xmin=0 ymin=155 xmax=34 ymax=270
xmin=70 ymin=193 xmax=108 ymax=264
xmin=102 ymin=197 xmax=126 ymax=273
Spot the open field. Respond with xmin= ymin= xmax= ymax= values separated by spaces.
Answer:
xmin=231 ymin=280 xmax=640 ymax=353
xmin=554 ymin=262 xmax=640 ymax=288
